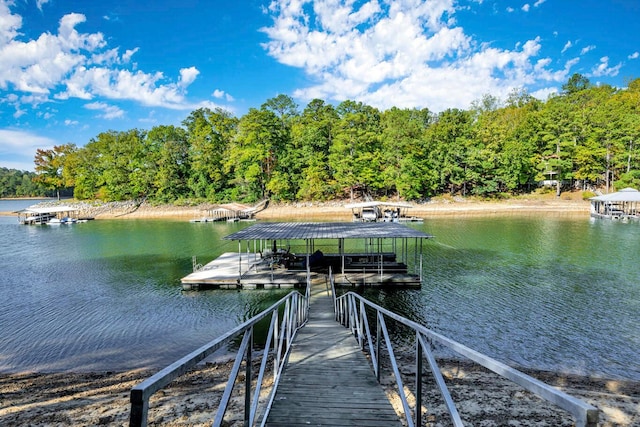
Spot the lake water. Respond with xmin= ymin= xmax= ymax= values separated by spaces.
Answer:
xmin=1 ymin=200 xmax=638 ymax=381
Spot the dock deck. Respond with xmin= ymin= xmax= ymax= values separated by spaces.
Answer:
xmin=181 ymin=253 xmax=316 ymax=290
xmin=181 ymin=252 xmax=421 ymax=290
xmin=265 ymin=287 xmax=402 ymax=426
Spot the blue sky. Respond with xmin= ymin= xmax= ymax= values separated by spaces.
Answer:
xmin=1 ymin=0 xmax=639 ymax=172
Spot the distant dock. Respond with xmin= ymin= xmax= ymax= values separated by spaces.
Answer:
xmin=181 ymin=222 xmax=432 ymax=290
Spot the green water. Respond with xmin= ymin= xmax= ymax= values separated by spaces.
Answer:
xmin=0 ymin=209 xmax=638 ymax=380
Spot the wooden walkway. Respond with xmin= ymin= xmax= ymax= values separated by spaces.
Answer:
xmin=265 ymin=286 xmax=403 ymax=426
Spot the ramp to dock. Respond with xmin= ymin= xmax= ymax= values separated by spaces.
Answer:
xmin=265 ymin=287 xmax=402 ymax=426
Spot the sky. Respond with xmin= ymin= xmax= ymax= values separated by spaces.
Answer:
xmin=1 ymin=0 xmax=639 ymax=172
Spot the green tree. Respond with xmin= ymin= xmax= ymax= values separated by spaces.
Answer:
xmin=380 ymin=107 xmax=434 ymax=199
xmin=226 ymin=108 xmax=282 ymax=201
xmin=147 ymin=125 xmax=190 ymax=202
xmin=329 ymin=100 xmax=382 ymax=200
xmin=291 ymin=99 xmax=338 ymax=200
xmin=534 ymin=95 xmax=578 ymax=196
xmin=562 ymin=73 xmax=592 ymax=95
xmin=183 ymin=108 xmax=237 ymax=200
xmin=33 ymin=143 xmax=77 ymax=200
xmin=424 ymin=108 xmax=473 ymax=195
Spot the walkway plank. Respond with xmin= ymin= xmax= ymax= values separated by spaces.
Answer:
xmin=265 ymin=287 xmax=403 ymax=426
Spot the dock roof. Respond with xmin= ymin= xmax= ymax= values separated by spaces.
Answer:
xmin=223 ymin=222 xmax=433 ymax=241
xmin=15 ymin=206 xmax=78 ymax=214
xmin=590 ymin=187 xmax=640 ymax=202
xmin=344 ymin=201 xmax=413 ymax=209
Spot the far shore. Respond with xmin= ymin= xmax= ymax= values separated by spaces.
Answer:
xmin=1 ymin=195 xmax=592 ymax=220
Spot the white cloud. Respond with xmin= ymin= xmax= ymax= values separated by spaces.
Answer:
xmin=179 ymin=67 xmax=199 ymax=87
xmin=629 ymin=52 xmax=639 ymax=60
xmin=13 ymin=106 xmax=26 ymax=118
xmin=590 ymin=56 xmax=622 ymax=77
xmin=262 ymin=0 xmax=569 ymax=112
xmin=122 ymin=48 xmax=139 ymax=63
xmin=0 ymin=3 xmax=213 ymax=116
xmin=506 ymin=7 xmax=515 ymax=12
xmin=580 ymin=45 xmax=595 ymax=55
xmin=64 ymin=119 xmax=79 ymax=126
xmin=561 ymin=41 xmax=572 ymax=54
xmin=531 ymin=86 xmax=557 ymax=100
xmin=521 ymin=4 xmax=530 ymax=12
xmin=0 ymin=128 xmax=57 ymax=171
xmin=36 ymin=0 xmax=51 ymax=12
xmin=212 ymin=89 xmax=235 ymax=102
xmin=84 ymin=101 xmax=124 ymax=119
xmin=0 ymin=2 xmax=21 ymax=46
xmin=533 ymin=0 xmax=546 ymax=7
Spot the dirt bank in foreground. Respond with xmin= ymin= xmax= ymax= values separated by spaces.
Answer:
xmin=0 ymin=360 xmax=637 ymax=426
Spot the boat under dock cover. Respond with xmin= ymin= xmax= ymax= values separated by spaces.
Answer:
xmin=182 ymin=222 xmax=432 ymax=290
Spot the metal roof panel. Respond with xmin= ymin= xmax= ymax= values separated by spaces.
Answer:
xmin=224 ymin=222 xmax=432 ymax=240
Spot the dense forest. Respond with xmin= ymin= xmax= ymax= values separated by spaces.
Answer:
xmin=0 ymin=168 xmax=52 ymax=198
xmin=25 ymin=74 xmax=640 ymax=203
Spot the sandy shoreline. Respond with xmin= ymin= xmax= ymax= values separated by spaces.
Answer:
xmin=1 ymin=359 xmax=637 ymax=426
xmin=1 ymin=196 xmax=592 ymax=220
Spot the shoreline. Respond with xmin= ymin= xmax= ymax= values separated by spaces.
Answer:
xmin=1 ymin=196 xmax=592 ymax=220
xmin=1 ymin=359 xmax=637 ymax=426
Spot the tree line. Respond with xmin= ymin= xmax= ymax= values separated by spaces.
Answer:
xmin=0 ymin=167 xmax=53 ymax=198
xmin=29 ymin=74 xmax=640 ymax=203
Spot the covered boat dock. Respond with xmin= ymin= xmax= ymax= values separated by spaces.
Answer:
xmin=15 ymin=206 xmax=80 ymax=225
xmin=344 ymin=201 xmax=423 ymax=222
xmin=590 ymin=187 xmax=640 ymax=220
xmin=181 ymin=222 xmax=432 ymax=290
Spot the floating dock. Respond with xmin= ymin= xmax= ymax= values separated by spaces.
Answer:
xmin=181 ymin=222 xmax=432 ymax=290
xmin=181 ymin=252 xmax=319 ymax=290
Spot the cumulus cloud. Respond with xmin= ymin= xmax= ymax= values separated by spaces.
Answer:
xmin=561 ymin=41 xmax=572 ymax=54
xmin=629 ymin=52 xmax=639 ymax=60
xmin=179 ymin=67 xmax=199 ymax=87
xmin=261 ymin=0 xmax=569 ymax=111
xmin=0 ymin=2 xmax=206 ymax=113
xmin=212 ymin=89 xmax=235 ymax=102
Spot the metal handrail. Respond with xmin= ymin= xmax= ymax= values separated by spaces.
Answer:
xmin=334 ymin=291 xmax=599 ymax=427
xmin=129 ymin=288 xmax=309 ymax=427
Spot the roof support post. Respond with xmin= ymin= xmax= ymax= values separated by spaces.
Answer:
xmin=238 ymin=241 xmax=242 ymax=285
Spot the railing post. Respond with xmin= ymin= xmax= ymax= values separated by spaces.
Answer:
xmin=129 ymin=390 xmax=148 ymax=427
xmin=415 ymin=332 xmax=423 ymax=427
xmin=244 ymin=327 xmax=253 ymax=427
xmin=358 ymin=300 xmax=365 ymax=349
xmin=376 ymin=309 xmax=381 ymax=383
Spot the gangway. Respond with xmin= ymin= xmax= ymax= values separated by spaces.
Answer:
xmin=129 ymin=276 xmax=598 ymax=427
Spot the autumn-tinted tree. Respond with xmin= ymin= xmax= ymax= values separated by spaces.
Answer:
xmin=33 ymin=143 xmax=77 ymax=200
